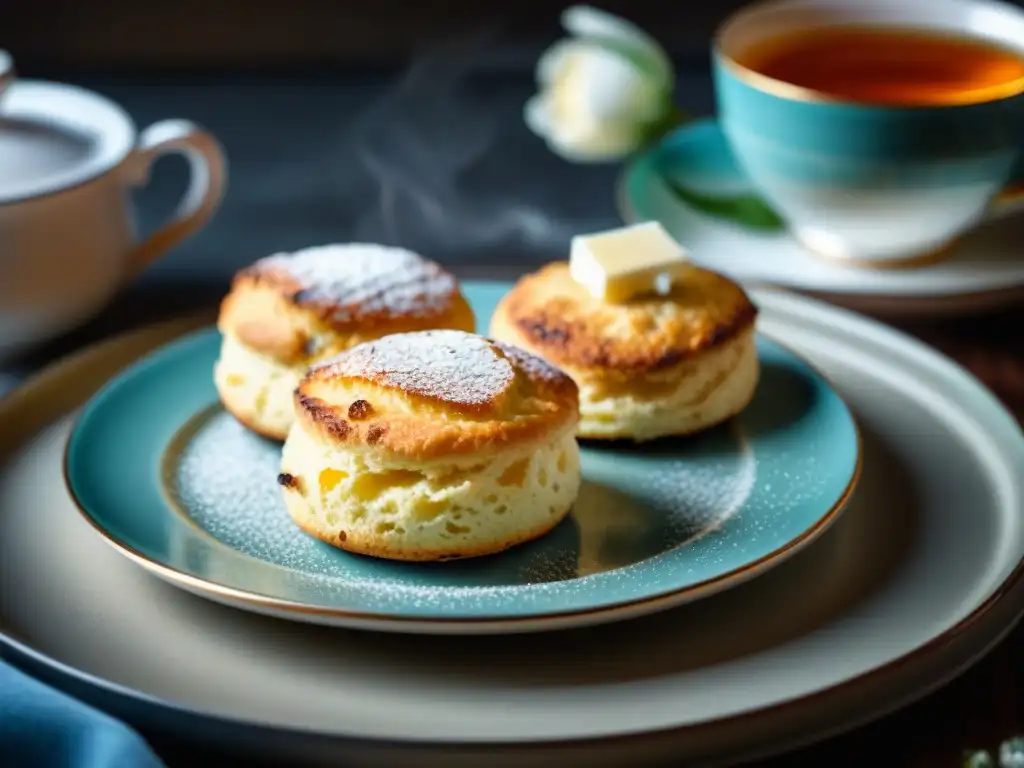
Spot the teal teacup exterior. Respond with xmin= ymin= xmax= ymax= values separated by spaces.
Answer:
xmin=711 ymin=0 xmax=1024 ymax=265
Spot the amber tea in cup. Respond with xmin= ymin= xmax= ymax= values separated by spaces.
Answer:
xmin=733 ymin=25 xmax=1024 ymax=106
xmin=712 ymin=0 xmax=1024 ymax=265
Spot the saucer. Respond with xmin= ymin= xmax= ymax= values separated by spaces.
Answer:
xmin=619 ymin=118 xmax=1024 ymax=315
xmin=62 ymin=281 xmax=859 ymax=635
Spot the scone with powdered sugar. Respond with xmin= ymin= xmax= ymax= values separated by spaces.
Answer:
xmin=214 ymin=244 xmax=475 ymax=440
xmin=278 ymin=329 xmax=582 ymax=561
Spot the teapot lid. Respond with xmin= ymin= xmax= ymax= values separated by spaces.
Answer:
xmin=0 ymin=54 xmax=134 ymax=204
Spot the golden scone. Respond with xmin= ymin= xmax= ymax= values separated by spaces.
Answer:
xmin=488 ymin=261 xmax=759 ymax=441
xmin=214 ymin=244 xmax=476 ymax=440
xmin=278 ymin=329 xmax=582 ymax=562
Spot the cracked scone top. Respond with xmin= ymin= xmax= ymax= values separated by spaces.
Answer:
xmin=293 ymin=329 xmax=579 ymax=460
xmin=279 ymin=329 xmax=583 ymax=561
xmin=219 ymin=244 xmax=476 ymax=364
xmin=213 ymin=244 xmax=475 ymax=441
xmin=490 ymin=261 xmax=757 ymax=373
xmin=489 ymin=261 xmax=760 ymax=441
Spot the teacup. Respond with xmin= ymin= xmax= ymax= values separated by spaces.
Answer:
xmin=0 ymin=59 xmax=226 ymax=359
xmin=712 ymin=0 xmax=1024 ymax=266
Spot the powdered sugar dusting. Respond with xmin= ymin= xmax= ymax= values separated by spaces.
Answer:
xmin=257 ymin=243 xmax=458 ymax=322
xmin=167 ymin=410 xmax=758 ymax=606
xmin=493 ymin=339 xmax=569 ymax=384
xmin=159 ymin=341 xmax=857 ymax=618
xmin=315 ymin=330 xmax=515 ymax=406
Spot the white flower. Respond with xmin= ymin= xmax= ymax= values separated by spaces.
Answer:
xmin=525 ymin=5 xmax=674 ymax=163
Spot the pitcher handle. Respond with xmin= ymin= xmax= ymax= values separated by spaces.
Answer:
xmin=125 ymin=119 xmax=228 ymax=280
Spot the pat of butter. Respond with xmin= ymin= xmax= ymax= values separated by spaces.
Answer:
xmin=569 ymin=221 xmax=690 ymax=303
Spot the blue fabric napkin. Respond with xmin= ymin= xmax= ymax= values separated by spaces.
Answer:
xmin=0 ymin=660 xmax=165 ymax=768
xmin=1 ymin=373 xmax=166 ymax=767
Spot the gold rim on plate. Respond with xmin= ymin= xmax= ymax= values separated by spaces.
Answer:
xmin=57 ymin=314 xmax=862 ymax=630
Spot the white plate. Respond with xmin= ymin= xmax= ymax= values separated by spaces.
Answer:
xmin=2 ymin=289 xmax=1023 ymax=767
xmin=618 ymin=119 xmax=1024 ymax=316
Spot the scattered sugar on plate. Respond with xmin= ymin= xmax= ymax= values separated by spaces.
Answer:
xmin=164 ymin=402 xmax=830 ymax=614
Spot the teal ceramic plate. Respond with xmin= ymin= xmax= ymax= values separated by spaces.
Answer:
xmin=619 ymin=118 xmax=1024 ymax=310
xmin=65 ymin=280 xmax=860 ymax=634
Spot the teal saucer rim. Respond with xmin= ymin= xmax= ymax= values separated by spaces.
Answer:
xmin=615 ymin=118 xmax=1008 ymax=276
xmin=616 ymin=115 xmax=724 ymax=228
xmin=61 ymin=288 xmax=863 ymax=629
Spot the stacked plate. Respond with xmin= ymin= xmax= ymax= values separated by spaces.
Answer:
xmin=1 ymin=281 xmax=1023 ymax=767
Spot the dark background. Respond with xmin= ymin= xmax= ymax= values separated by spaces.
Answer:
xmin=11 ymin=0 xmax=1024 ymax=74
xmin=12 ymin=0 xmax=753 ymax=73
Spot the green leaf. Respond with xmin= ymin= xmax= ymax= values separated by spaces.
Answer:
xmin=662 ymin=177 xmax=786 ymax=232
xmin=637 ymin=105 xmax=690 ymax=150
